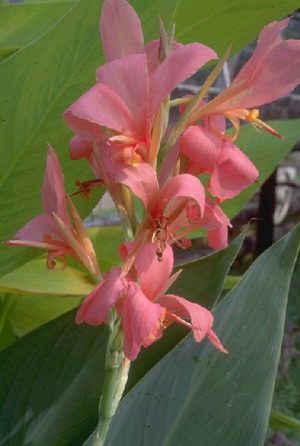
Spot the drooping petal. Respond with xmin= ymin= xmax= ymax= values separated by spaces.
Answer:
xmin=209 ymin=143 xmax=258 ymax=200
xmin=119 ymin=282 xmax=165 ymax=360
xmin=100 ymin=0 xmax=144 ymax=62
xmin=180 ymin=126 xmax=221 ymax=174
xmin=134 ymin=243 xmax=174 ymax=301
xmin=76 ymin=267 xmax=124 ymax=325
xmin=42 ymin=146 xmax=70 ymax=225
xmin=64 ymin=83 xmax=136 ymax=140
xmin=159 ymin=174 xmax=205 ymax=219
xmin=159 ymin=294 xmax=226 ymax=353
xmin=201 ymin=201 xmax=230 ymax=250
xmin=96 ymin=54 xmax=150 ymax=136
xmin=150 ymin=43 xmax=217 ymax=117
xmin=113 ymin=162 xmax=160 ymax=211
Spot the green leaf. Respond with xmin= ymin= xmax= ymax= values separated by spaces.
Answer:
xmin=8 ymin=294 xmax=80 ymax=337
xmin=0 ymin=258 xmax=94 ymax=296
xmin=88 ymin=226 xmax=123 ymax=272
xmin=170 ymin=229 xmax=245 ymax=308
xmin=0 ymin=231 xmax=242 ymax=445
xmin=175 ymin=0 xmax=299 ymax=55
xmin=287 ymin=252 xmax=300 ymax=322
xmin=0 ymin=310 xmax=107 ymax=446
xmin=106 ymin=225 xmax=300 ymax=446
xmin=0 ymin=1 xmax=74 ymax=59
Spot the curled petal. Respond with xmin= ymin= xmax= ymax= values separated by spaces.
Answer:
xmin=114 ymin=162 xmax=160 ymax=211
xmin=119 ymin=282 xmax=165 ymax=360
xmin=201 ymin=202 xmax=231 ymax=250
xmin=76 ymin=268 xmax=124 ymax=325
xmin=159 ymin=174 xmax=205 ymax=219
xmin=11 ymin=214 xmax=63 ymax=245
xmin=159 ymin=294 xmax=226 ymax=353
xmin=209 ymin=143 xmax=258 ymax=200
xmin=100 ymin=0 xmax=144 ymax=62
xmin=180 ymin=126 xmax=221 ymax=174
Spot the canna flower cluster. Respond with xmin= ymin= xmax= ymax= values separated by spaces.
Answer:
xmin=7 ymin=0 xmax=300 ymax=361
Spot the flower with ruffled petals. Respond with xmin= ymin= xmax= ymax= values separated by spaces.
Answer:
xmin=190 ymin=19 xmax=300 ymax=140
xmin=6 ymin=146 xmax=100 ymax=280
xmin=64 ymin=0 xmax=217 ymax=169
xmin=76 ymin=243 xmax=227 ymax=360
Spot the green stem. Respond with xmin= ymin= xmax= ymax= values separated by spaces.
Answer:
xmin=90 ymin=314 xmax=131 ymax=446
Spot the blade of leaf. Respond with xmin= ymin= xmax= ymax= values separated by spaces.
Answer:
xmin=0 ymin=258 xmax=94 ymax=297
xmin=175 ymin=0 xmax=300 ymax=55
xmin=106 ymin=225 xmax=300 ymax=446
xmin=0 ymin=1 xmax=75 ymax=58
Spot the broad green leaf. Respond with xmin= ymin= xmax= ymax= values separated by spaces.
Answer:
xmin=0 ymin=311 xmax=107 ymax=446
xmin=8 ymin=294 xmax=80 ymax=337
xmin=175 ymin=0 xmax=299 ymax=55
xmin=106 ymin=225 xmax=300 ymax=446
xmin=0 ymin=232 xmax=242 ymax=445
xmin=170 ymin=230 xmax=245 ymax=308
xmin=0 ymin=0 xmax=175 ymax=278
xmin=0 ymin=258 xmax=94 ymax=296
xmin=0 ymin=1 xmax=74 ymax=58
xmin=0 ymin=295 xmax=17 ymax=350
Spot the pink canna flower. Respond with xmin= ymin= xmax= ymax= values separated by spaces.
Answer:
xmin=190 ymin=19 xmax=300 ymax=140
xmin=111 ymin=162 xmax=207 ymax=254
xmin=180 ymin=124 xmax=259 ymax=201
xmin=64 ymin=0 xmax=217 ymax=168
xmin=76 ymin=243 xmax=227 ymax=360
xmin=6 ymin=146 xmax=100 ymax=280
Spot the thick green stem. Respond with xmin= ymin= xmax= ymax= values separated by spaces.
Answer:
xmin=90 ymin=314 xmax=131 ymax=446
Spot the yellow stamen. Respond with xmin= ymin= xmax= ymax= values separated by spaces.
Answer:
xmin=245 ymin=108 xmax=260 ymax=123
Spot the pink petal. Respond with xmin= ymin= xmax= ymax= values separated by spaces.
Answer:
xmin=209 ymin=143 xmax=258 ymax=200
xmin=159 ymin=174 xmax=205 ymax=219
xmin=150 ymin=43 xmax=217 ymax=116
xmin=134 ymin=243 xmax=174 ymax=301
xmin=144 ymin=39 xmax=182 ymax=76
xmin=41 ymin=146 xmax=69 ymax=225
xmin=201 ymin=201 xmax=230 ymax=250
xmin=207 ymin=329 xmax=228 ymax=354
xmin=113 ymin=162 xmax=159 ymax=211
xmin=64 ymin=83 xmax=136 ymax=140
xmin=180 ymin=126 xmax=221 ymax=174
xmin=100 ymin=0 xmax=144 ymax=62
xmin=216 ymin=19 xmax=300 ymax=110
xmin=96 ymin=54 xmax=150 ymax=137
xmin=119 ymin=282 xmax=165 ymax=360
xmin=158 ymin=294 xmax=213 ymax=342
xmin=10 ymin=214 xmax=63 ymax=245
xmin=76 ymin=267 xmax=124 ymax=325
xmin=69 ymin=135 xmax=93 ymax=161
